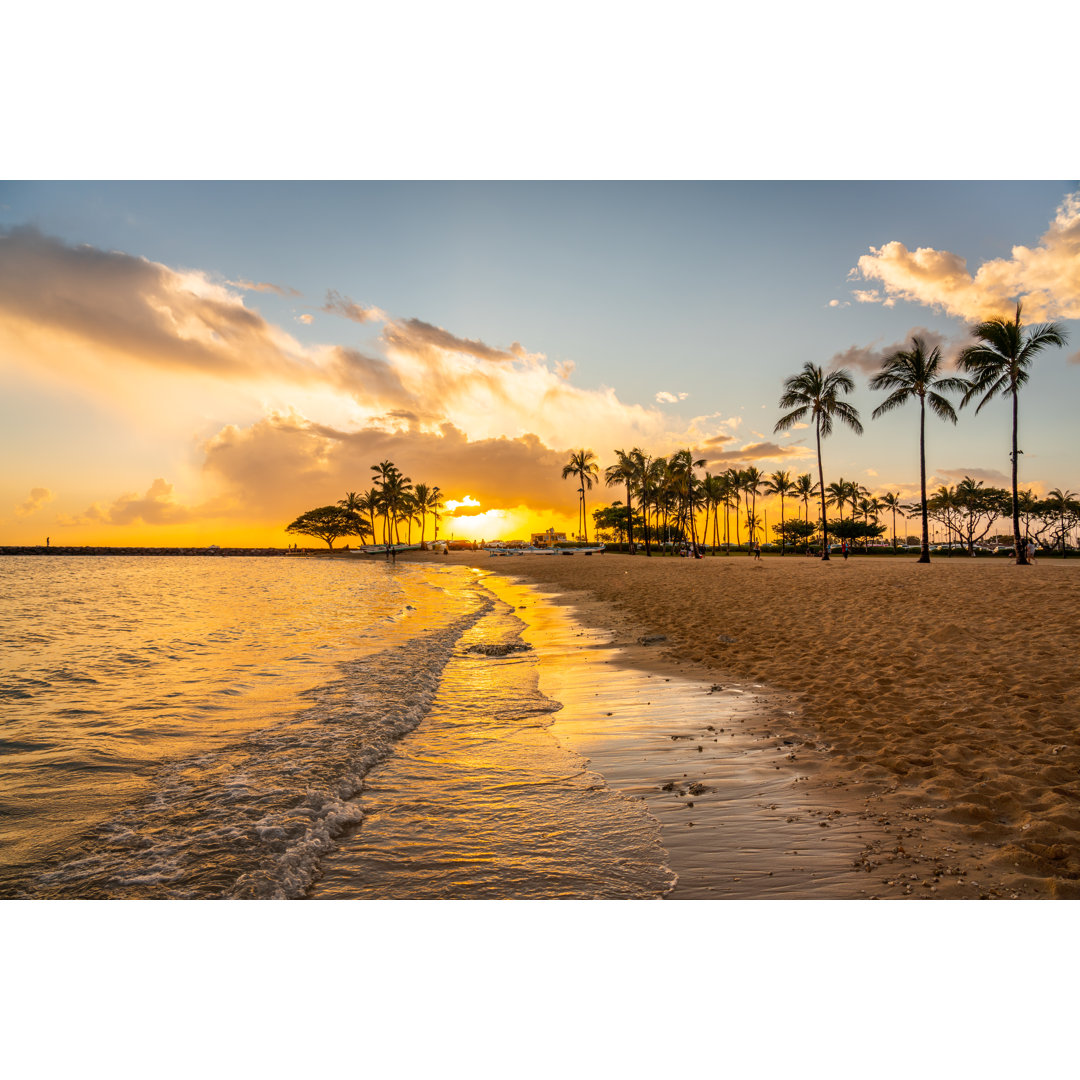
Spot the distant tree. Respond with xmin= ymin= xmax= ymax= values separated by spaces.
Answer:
xmin=763 ymin=470 xmax=795 ymax=554
xmin=286 ymin=505 xmax=366 ymax=549
xmin=606 ymin=450 xmax=640 ymax=552
xmin=878 ymin=492 xmax=904 ymax=551
xmin=774 ymin=360 xmax=863 ymax=563
xmin=772 ymin=517 xmax=818 ymax=549
xmin=562 ymin=449 xmax=599 ymax=542
xmin=870 ymin=335 xmax=966 ymax=563
xmin=957 ymin=302 xmax=1069 ymax=565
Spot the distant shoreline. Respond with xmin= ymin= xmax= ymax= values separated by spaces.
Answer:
xmin=0 ymin=546 xmax=302 ymax=557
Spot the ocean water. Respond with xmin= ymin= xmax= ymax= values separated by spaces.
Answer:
xmin=0 ymin=556 xmax=672 ymax=899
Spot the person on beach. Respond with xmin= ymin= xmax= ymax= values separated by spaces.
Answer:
xmin=753 ymin=541 xmax=761 ymax=560
xmin=841 ymin=539 xmax=849 ymax=560
xmin=1026 ymin=538 xmax=1036 ymax=563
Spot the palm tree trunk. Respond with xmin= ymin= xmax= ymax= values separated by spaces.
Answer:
xmin=626 ymin=480 xmax=634 ymax=552
xmin=918 ymin=398 xmax=931 ymax=564
xmin=817 ymin=420 xmax=829 ymax=561
xmin=1012 ymin=387 xmax=1027 ymax=565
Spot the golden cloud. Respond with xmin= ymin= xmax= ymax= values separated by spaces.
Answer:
xmin=15 ymin=486 xmax=54 ymax=517
xmin=854 ymin=193 xmax=1080 ymax=321
xmin=60 ymin=478 xmax=197 ymax=527
xmin=703 ymin=441 xmax=810 ymax=465
xmin=0 ymin=226 xmax=317 ymax=384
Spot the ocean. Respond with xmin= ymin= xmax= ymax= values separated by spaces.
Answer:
xmin=0 ymin=555 xmax=674 ymax=899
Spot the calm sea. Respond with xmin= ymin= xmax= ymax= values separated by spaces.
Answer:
xmin=0 ymin=556 xmax=672 ymax=899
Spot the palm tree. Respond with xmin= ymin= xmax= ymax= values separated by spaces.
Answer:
xmin=741 ymin=466 xmax=763 ymax=550
xmin=763 ymin=470 xmax=794 ymax=554
xmin=870 ymin=336 xmax=967 ymax=563
xmin=957 ymin=302 xmax=1069 ymax=565
xmin=562 ymin=449 xmax=599 ymax=543
xmin=794 ymin=473 xmax=818 ymax=550
xmin=825 ymin=479 xmax=849 ymax=522
xmin=336 ymin=491 xmax=372 ymax=545
xmin=879 ymin=491 xmax=903 ymax=552
xmin=606 ymin=449 xmax=639 ymax=552
xmin=704 ymin=472 xmax=726 ymax=553
xmin=725 ymin=467 xmax=743 ymax=550
xmin=774 ymin=363 xmax=863 ymax=561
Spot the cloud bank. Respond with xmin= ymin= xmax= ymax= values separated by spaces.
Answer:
xmin=852 ymin=192 xmax=1080 ymax=321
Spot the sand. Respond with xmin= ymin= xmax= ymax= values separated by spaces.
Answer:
xmin=407 ymin=548 xmax=1080 ymax=899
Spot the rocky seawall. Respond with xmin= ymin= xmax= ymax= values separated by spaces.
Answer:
xmin=1 ymin=547 xmax=303 ymax=557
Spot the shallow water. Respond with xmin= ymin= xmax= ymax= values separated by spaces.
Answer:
xmin=2 ymin=556 xmax=674 ymax=899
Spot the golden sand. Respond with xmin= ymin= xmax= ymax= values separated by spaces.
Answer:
xmin=414 ymin=549 xmax=1080 ymax=899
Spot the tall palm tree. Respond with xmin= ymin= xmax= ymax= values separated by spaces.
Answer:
xmin=957 ymin=302 xmax=1069 ymax=565
xmin=870 ymin=336 xmax=967 ymax=563
xmin=605 ymin=449 xmax=639 ymax=552
xmin=741 ymin=466 xmax=763 ymax=549
xmin=562 ymin=449 xmax=599 ymax=543
xmin=763 ymin=470 xmax=794 ymax=554
xmin=774 ymin=363 xmax=863 ymax=561
xmin=794 ymin=473 xmax=818 ymax=550
xmin=704 ymin=472 xmax=725 ymax=553
xmin=825 ymin=479 xmax=850 ymax=522
xmin=879 ymin=491 xmax=903 ymax=552
xmin=725 ymin=467 xmax=743 ymax=550
xmin=337 ymin=491 xmax=372 ymax=545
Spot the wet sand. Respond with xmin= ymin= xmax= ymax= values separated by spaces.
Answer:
xmin=409 ymin=549 xmax=1080 ymax=899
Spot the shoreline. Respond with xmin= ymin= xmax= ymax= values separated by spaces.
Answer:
xmin=410 ymin=549 xmax=1080 ymax=899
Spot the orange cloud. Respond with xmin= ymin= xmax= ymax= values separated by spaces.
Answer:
xmin=200 ymin=415 xmax=578 ymax=521
xmin=0 ymin=226 xmax=317 ymax=385
xmin=60 ymin=478 xmax=197 ymax=527
xmin=15 ymin=486 xmax=54 ymax=517
xmin=702 ymin=441 xmax=810 ymax=465
xmin=853 ymin=192 xmax=1080 ymax=321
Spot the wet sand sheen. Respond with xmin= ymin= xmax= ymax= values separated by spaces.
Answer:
xmin=489 ymin=575 xmax=894 ymax=898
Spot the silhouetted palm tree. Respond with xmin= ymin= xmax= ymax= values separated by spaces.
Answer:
xmin=870 ymin=335 xmax=966 ymax=563
xmin=763 ymin=470 xmax=794 ymax=554
xmin=562 ymin=448 xmax=599 ymax=542
xmin=606 ymin=449 xmax=639 ymax=552
xmin=741 ymin=466 xmax=763 ymax=550
xmin=794 ymin=473 xmax=818 ymax=549
xmin=879 ymin=491 xmax=903 ymax=551
xmin=775 ymin=363 xmax=863 ymax=561
xmin=957 ymin=303 xmax=1069 ymax=565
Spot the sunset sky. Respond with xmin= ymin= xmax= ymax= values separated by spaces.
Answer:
xmin=2 ymin=180 xmax=1078 ymax=546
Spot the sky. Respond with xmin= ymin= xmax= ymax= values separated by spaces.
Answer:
xmin=1 ymin=180 xmax=1078 ymax=545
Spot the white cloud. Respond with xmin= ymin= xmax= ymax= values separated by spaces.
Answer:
xmin=854 ymin=192 xmax=1080 ymax=321
xmin=655 ymin=390 xmax=689 ymax=403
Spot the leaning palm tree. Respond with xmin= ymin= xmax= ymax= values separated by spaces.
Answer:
xmin=763 ymin=470 xmax=794 ymax=554
xmin=956 ymin=302 xmax=1069 ymax=565
xmin=774 ymin=363 xmax=863 ymax=561
xmin=562 ymin=449 xmax=599 ymax=543
xmin=870 ymin=335 xmax=967 ymax=563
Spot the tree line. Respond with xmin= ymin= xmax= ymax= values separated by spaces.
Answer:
xmin=567 ymin=303 xmax=1071 ymax=563
xmin=285 ymin=461 xmax=444 ymax=549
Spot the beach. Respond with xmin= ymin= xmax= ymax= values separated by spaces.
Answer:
xmin=412 ymin=549 xmax=1080 ymax=899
